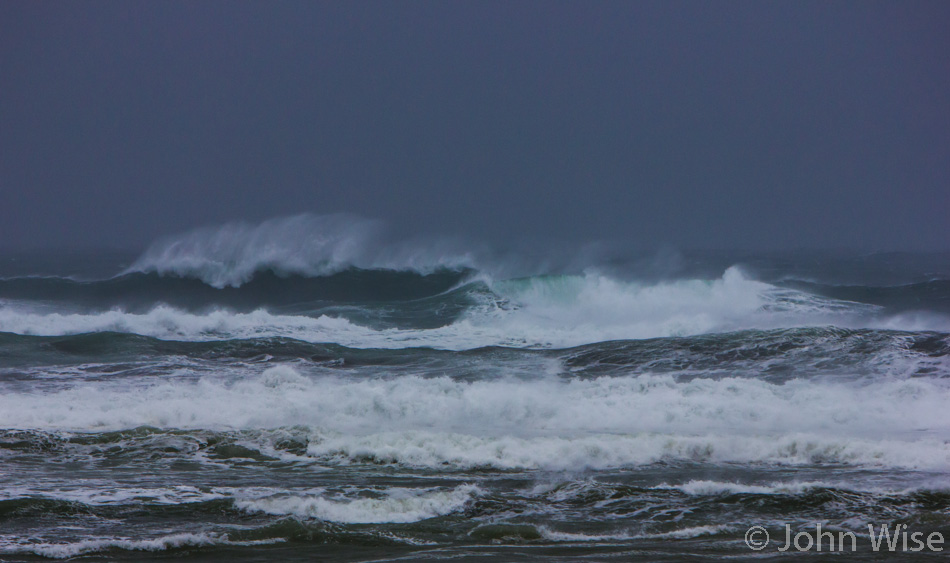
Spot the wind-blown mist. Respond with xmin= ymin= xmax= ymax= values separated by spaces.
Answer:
xmin=128 ymin=214 xmax=478 ymax=287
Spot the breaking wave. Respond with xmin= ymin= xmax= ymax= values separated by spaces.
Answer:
xmin=4 ymin=266 xmax=943 ymax=349
xmin=3 ymin=365 xmax=950 ymax=471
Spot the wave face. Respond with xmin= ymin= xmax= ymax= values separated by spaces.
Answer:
xmin=2 ymin=216 xmax=950 ymax=560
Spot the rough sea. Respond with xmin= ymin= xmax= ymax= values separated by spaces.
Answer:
xmin=2 ymin=216 xmax=949 ymax=561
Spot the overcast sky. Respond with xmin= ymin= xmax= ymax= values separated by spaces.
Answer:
xmin=1 ymin=1 xmax=948 ymax=251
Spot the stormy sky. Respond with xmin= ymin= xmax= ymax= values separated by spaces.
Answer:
xmin=1 ymin=1 xmax=948 ymax=251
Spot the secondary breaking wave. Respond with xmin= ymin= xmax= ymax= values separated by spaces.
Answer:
xmin=3 ymin=365 xmax=950 ymax=471
xmin=1 ymin=328 xmax=947 ymax=381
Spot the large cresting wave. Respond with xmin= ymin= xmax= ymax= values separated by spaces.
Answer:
xmin=1 ymin=215 xmax=948 ymax=347
xmin=4 ymin=266 xmax=942 ymax=348
xmin=126 ymin=214 xmax=479 ymax=287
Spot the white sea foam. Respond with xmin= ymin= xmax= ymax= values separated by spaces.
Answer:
xmin=235 ymin=484 xmax=479 ymax=523
xmin=656 ymin=480 xmax=831 ymax=496
xmin=0 ymin=533 xmax=281 ymax=559
xmin=2 ymin=367 xmax=949 ymax=471
xmin=652 ymin=478 xmax=950 ymax=496
xmin=538 ymin=524 xmax=729 ymax=542
xmin=306 ymin=430 xmax=950 ymax=471
xmin=0 ymin=485 xmax=227 ymax=505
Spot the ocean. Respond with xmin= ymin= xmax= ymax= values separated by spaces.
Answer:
xmin=1 ymin=217 xmax=949 ymax=561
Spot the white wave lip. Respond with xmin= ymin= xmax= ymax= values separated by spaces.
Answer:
xmin=235 ymin=484 xmax=480 ymax=523
xmin=650 ymin=477 xmax=950 ymax=497
xmin=2 ymin=366 xmax=950 ymax=471
xmin=657 ymin=479 xmax=830 ymax=496
xmin=0 ymin=266 xmax=909 ymax=348
xmin=0 ymin=485 xmax=227 ymax=506
xmin=307 ymin=430 xmax=950 ymax=471
xmin=3 ymin=366 xmax=948 ymax=435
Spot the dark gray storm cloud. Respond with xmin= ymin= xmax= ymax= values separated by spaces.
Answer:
xmin=1 ymin=1 xmax=948 ymax=250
